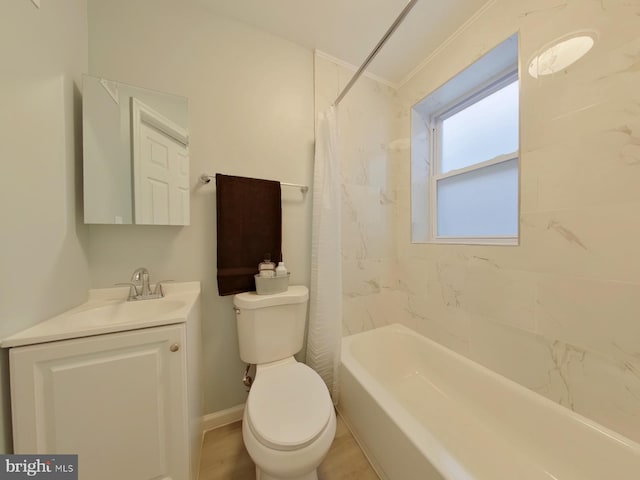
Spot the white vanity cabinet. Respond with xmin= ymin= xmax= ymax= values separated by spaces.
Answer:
xmin=10 ymin=325 xmax=188 ymax=479
xmin=2 ymin=282 xmax=203 ymax=480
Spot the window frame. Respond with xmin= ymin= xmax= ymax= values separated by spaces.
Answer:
xmin=427 ymin=68 xmax=520 ymax=245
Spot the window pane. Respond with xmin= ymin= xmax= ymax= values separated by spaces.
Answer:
xmin=437 ymin=159 xmax=518 ymax=237
xmin=440 ymin=80 xmax=518 ymax=173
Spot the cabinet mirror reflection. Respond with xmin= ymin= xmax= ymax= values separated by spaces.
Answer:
xmin=82 ymin=75 xmax=190 ymax=225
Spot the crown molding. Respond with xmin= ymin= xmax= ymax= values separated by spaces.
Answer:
xmin=314 ymin=49 xmax=398 ymax=90
xmin=398 ymin=0 xmax=498 ymax=88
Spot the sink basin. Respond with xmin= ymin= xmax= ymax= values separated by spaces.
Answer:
xmin=1 ymin=282 xmax=200 ymax=348
xmin=64 ymin=299 xmax=187 ymax=327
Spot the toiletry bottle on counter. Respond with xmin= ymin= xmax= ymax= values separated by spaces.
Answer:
xmin=258 ymin=255 xmax=276 ymax=278
xmin=276 ymin=259 xmax=288 ymax=277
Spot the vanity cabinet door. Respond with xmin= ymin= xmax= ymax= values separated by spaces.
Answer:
xmin=10 ymin=324 xmax=190 ymax=480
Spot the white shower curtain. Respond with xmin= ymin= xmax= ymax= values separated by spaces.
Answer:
xmin=307 ymin=106 xmax=342 ymax=401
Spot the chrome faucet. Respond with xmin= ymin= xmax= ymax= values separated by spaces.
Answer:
xmin=131 ymin=267 xmax=151 ymax=297
xmin=116 ymin=268 xmax=171 ymax=301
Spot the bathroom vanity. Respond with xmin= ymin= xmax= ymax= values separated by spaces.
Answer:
xmin=1 ymin=282 xmax=203 ymax=480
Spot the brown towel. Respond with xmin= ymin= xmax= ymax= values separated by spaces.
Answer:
xmin=216 ymin=174 xmax=282 ymax=296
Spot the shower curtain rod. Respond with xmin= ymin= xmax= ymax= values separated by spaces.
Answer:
xmin=332 ymin=0 xmax=419 ymax=106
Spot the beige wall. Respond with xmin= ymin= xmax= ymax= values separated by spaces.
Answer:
xmin=0 ymin=0 xmax=90 ymax=452
xmin=392 ymin=0 xmax=640 ymax=442
xmin=86 ymin=0 xmax=314 ymax=413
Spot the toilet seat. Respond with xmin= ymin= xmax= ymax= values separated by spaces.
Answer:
xmin=246 ymin=362 xmax=332 ymax=452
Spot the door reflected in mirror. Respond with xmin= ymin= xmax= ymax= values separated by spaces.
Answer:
xmin=82 ymin=75 xmax=190 ymax=225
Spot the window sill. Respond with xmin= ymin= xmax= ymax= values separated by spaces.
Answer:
xmin=412 ymin=236 xmax=519 ymax=246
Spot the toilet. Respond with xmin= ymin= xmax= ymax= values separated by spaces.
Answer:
xmin=233 ymin=285 xmax=336 ymax=480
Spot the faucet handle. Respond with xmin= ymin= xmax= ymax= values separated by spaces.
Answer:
xmin=115 ymin=282 xmax=139 ymax=301
xmin=141 ymin=271 xmax=151 ymax=296
xmin=153 ymin=280 xmax=174 ymax=297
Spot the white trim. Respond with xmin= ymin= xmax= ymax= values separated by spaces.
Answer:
xmin=433 ymin=70 xmax=518 ymax=124
xmin=436 ymin=152 xmax=518 ymax=180
xmin=314 ymin=50 xmax=398 ymax=89
xmin=429 ymin=236 xmax=519 ymax=246
xmin=131 ymin=98 xmax=189 ymax=147
xmin=398 ymin=0 xmax=498 ymax=88
xmin=429 ymin=125 xmax=437 ymax=242
xmin=201 ymin=404 xmax=245 ymax=432
xmin=99 ymin=79 xmax=119 ymax=105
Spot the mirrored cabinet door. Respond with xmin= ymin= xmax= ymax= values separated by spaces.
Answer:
xmin=82 ymin=75 xmax=190 ymax=225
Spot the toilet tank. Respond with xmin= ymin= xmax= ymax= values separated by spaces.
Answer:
xmin=233 ymin=286 xmax=309 ymax=364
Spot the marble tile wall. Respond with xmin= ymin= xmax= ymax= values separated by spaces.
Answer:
xmin=316 ymin=0 xmax=640 ymax=444
xmin=314 ymin=55 xmax=414 ymax=336
xmin=396 ymin=0 xmax=640 ymax=443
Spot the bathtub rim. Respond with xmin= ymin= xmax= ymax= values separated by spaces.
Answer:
xmin=339 ymin=323 xmax=640 ymax=479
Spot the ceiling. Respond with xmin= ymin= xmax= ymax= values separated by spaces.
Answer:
xmin=195 ymin=0 xmax=489 ymax=85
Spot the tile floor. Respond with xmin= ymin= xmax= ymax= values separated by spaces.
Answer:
xmin=199 ymin=413 xmax=380 ymax=479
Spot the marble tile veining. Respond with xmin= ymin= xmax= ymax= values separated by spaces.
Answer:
xmin=316 ymin=0 xmax=640 ymax=446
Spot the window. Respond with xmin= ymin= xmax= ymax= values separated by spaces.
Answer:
xmin=411 ymin=34 xmax=519 ymax=245
xmin=434 ymin=73 xmax=519 ymax=238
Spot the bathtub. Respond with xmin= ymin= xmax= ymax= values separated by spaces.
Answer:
xmin=338 ymin=323 xmax=640 ymax=480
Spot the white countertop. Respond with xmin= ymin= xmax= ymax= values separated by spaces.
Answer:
xmin=1 ymin=281 xmax=201 ymax=348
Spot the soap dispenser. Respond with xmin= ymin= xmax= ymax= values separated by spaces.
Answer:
xmin=275 ymin=257 xmax=288 ymax=277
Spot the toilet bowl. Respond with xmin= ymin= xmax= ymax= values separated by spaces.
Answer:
xmin=242 ymin=359 xmax=336 ymax=480
xmin=233 ymin=286 xmax=336 ymax=480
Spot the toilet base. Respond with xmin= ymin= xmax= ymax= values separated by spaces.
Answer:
xmin=256 ymin=466 xmax=318 ymax=480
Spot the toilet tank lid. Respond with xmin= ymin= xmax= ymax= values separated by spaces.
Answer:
xmin=234 ymin=285 xmax=309 ymax=309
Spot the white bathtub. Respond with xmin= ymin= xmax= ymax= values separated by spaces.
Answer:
xmin=338 ymin=323 xmax=640 ymax=480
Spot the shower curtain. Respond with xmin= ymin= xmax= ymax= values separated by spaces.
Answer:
xmin=307 ymin=106 xmax=342 ymax=401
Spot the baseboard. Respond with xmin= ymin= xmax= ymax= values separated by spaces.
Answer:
xmin=202 ymin=403 xmax=245 ymax=432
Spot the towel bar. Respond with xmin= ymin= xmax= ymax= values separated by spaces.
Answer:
xmin=199 ymin=173 xmax=308 ymax=194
